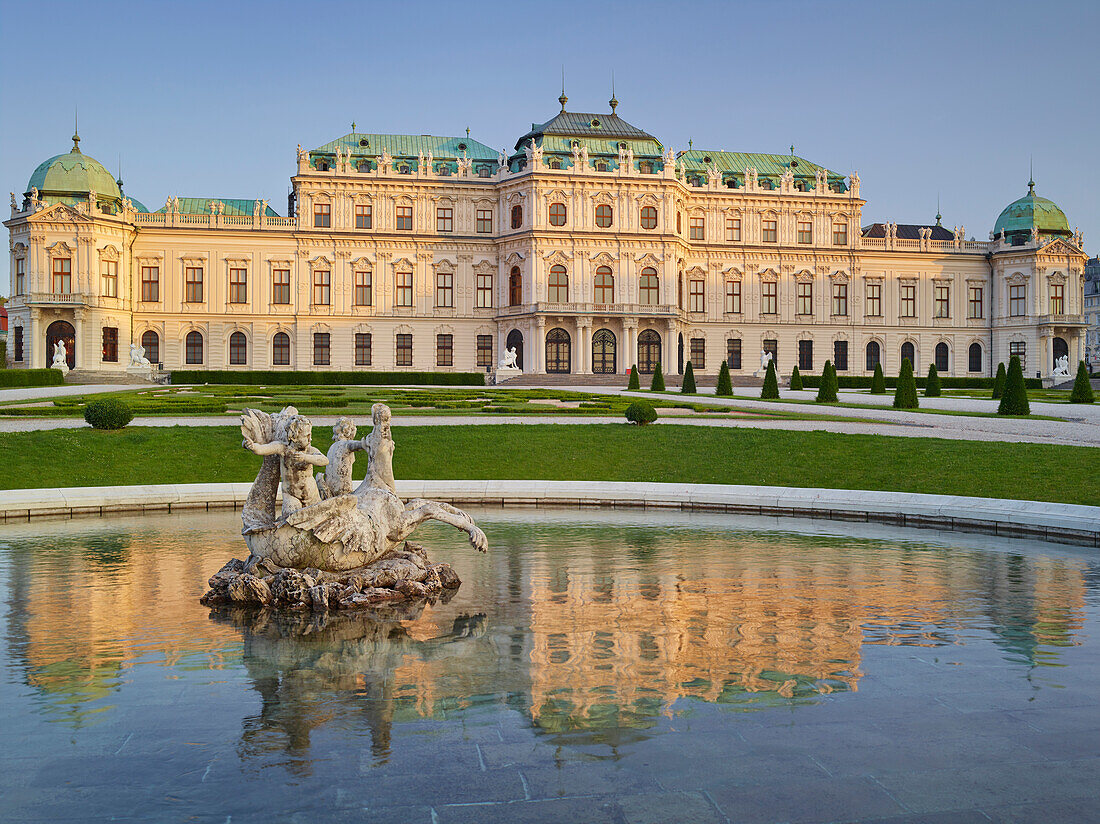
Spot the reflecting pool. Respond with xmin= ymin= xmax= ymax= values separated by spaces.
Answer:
xmin=1 ymin=510 xmax=1098 ymax=823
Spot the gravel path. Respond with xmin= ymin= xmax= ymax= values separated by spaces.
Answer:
xmin=0 ymin=384 xmax=139 ymax=404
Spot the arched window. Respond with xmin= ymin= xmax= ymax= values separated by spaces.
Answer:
xmin=185 ymin=331 xmax=204 ymax=365
xmin=509 ymin=267 xmax=522 ymax=306
xmin=548 ymin=265 xmax=568 ymax=302
xmin=272 ymin=332 xmax=290 ymax=366
xmin=639 ymin=268 xmax=659 ymax=305
xmin=511 ymin=204 xmax=523 ymax=229
xmin=229 ymin=331 xmax=247 ymax=365
xmin=545 ymin=328 xmax=571 ymax=374
xmin=640 ymin=206 xmax=657 ymax=230
xmin=901 ymin=341 xmax=916 ymax=370
xmin=638 ymin=330 xmax=661 ymax=374
xmin=968 ymin=343 xmax=982 ymax=373
xmin=141 ymin=330 xmax=160 ymax=365
xmin=866 ymin=340 xmax=880 ymax=372
xmin=549 ymin=202 xmax=567 ymax=226
xmin=594 ymin=267 xmax=614 ymax=305
xmin=595 ymin=204 xmax=613 ymax=228
xmin=935 ymin=342 xmax=949 ymax=373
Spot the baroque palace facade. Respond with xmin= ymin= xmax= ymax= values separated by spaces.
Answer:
xmin=5 ymin=94 xmax=1090 ymax=382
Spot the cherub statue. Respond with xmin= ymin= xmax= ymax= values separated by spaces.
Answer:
xmin=356 ymin=403 xmax=396 ymax=496
xmin=317 ymin=417 xmax=368 ymax=499
xmin=243 ymin=415 xmax=328 ymax=516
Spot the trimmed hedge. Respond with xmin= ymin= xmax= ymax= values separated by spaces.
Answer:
xmin=0 ymin=369 xmax=65 ymax=387
xmin=870 ymin=363 xmax=886 ymax=394
xmin=84 ymin=398 xmax=134 ymax=430
xmin=681 ymin=361 xmax=697 ymax=393
xmin=624 ymin=401 xmax=657 ymax=425
xmin=797 ymin=374 xmax=1042 ymax=390
xmin=649 ymin=364 xmax=665 ymax=392
xmin=893 ymin=359 xmax=919 ymax=410
xmin=992 ymin=363 xmax=1007 ymax=399
xmin=761 ymin=361 xmax=779 ymax=399
xmin=1070 ymin=361 xmax=1094 ymax=404
xmin=998 ymin=355 xmax=1030 ymax=416
xmin=716 ymin=361 xmax=732 ymax=396
xmin=170 ymin=370 xmax=485 ymax=386
xmin=627 ymin=365 xmax=640 ymax=390
xmin=789 ymin=365 xmax=803 ymax=391
xmin=815 ymin=361 xmax=838 ymax=403
xmin=924 ymin=364 xmax=941 ymax=397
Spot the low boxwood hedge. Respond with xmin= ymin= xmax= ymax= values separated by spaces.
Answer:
xmin=170 ymin=370 xmax=485 ymax=386
xmin=0 ymin=369 xmax=65 ymax=387
xmin=797 ymin=374 xmax=1042 ymax=390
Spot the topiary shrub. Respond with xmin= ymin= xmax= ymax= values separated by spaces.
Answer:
xmin=815 ymin=360 xmax=838 ymax=403
xmin=992 ymin=362 xmax=1006 ymax=399
xmin=0 ymin=339 xmax=6 ymax=367
xmin=870 ymin=363 xmax=886 ymax=394
xmin=789 ymin=365 xmax=803 ymax=391
xmin=681 ymin=361 xmax=696 ymax=393
xmin=1070 ymin=361 xmax=1094 ymax=404
xmin=925 ymin=364 xmax=941 ymax=397
xmin=716 ymin=361 xmax=732 ymax=396
xmin=893 ymin=358 xmax=919 ymax=409
xmin=761 ymin=360 xmax=779 ymax=399
xmin=625 ymin=401 xmax=657 ymax=425
xmin=83 ymin=397 xmax=134 ymax=430
xmin=627 ymin=365 xmax=640 ymax=390
xmin=998 ymin=356 xmax=1030 ymax=415
xmin=650 ymin=364 xmax=665 ymax=392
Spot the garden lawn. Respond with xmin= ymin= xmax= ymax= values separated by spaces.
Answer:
xmin=1 ymin=424 xmax=1097 ymax=505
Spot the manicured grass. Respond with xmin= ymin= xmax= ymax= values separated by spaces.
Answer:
xmin=2 ymin=424 xmax=1096 ymax=505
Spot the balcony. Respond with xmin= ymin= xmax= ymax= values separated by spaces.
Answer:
xmin=22 ymin=292 xmax=89 ymax=307
xmin=496 ymin=302 xmax=680 ymax=319
xmin=1036 ymin=314 xmax=1087 ymax=329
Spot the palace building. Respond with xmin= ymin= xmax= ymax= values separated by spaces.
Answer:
xmin=4 ymin=93 xmax=1089 ymax=383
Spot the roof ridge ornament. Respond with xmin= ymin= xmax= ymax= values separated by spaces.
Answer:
xmin=559 ymin=66 xmax=568 ymax=112
xmin=609 ymin=71 xmax=618 ymax=113
xmin=72 ymin=108 xmax=81 ymax=154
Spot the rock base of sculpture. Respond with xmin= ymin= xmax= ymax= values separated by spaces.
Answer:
xmin=201 ymin=541 xmax=461 ymax=611
xmin=52 ymin=362 xmax=69 ymax=376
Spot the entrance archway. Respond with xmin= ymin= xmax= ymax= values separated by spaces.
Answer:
xmin=506 ymin=329 xmax=524 ymax=371
xmin=1053 ymin=337 xmax=1068 ymax=371
xmin=46 ymin=320 xmax=75 ymax=370
xmin=545 ymin=328 xmax=571 ymax=374
xmin=592 ymin=329 xmax=616 ymax=374
xmin=638 ymin=330 xmax=661 ymax=374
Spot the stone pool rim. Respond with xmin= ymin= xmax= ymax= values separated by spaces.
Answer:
xmin=1 ymin=481 xmax=1097 ymax=548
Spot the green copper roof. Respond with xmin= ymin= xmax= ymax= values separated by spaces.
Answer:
xmin=993 ymin=183 xmax=1071 ymax=239
xmin=678 ymin=150 xmax=845 ymax=187
xmin=26 ymin=138 xmax=121 ymax=202
xmin=516 ymin=110 xmax=661 ymax=148
xmin=154 ymin=198 xmax=280 ymax=216
xmin=311 ymin=132 xmax=498 ymax=160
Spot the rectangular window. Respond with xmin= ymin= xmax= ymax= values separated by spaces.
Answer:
xmin=272 ymin=269 xmax=291 ymax=304
xmin=1010 ymin=284 xmax=1026 ymax=317
xmin=396 ymin=333 xmax=413 ymax=366
xmin=1050 ymin=283 xmax=1065 ymax=314
xmin=185 ymin=266 xmax=203 ymax=302
xmin=689 ymin=279 xmax=705 ymax=312
xmin=477 ymin=334 xmax=493 ymax=368
xmin=689 ymin=216 xmax=705 ymax=240
xmin=355 ymin=332 xmax=372 ymax=366
xmin=968 ymin=286 xmax=983 ymax=319
xmin=229 ymin=268 xmax=248 ymax=304
xmin=797 ymin=282 xmax=813 ymax=316
xmin=866 ymin=282 xmax=882 ymax=317
xmin=798 ymin=339 xmax=813 ymax=372
xmin=313 ymin=270 xmax=331 ymax=305
xmin=834 ymin=340 xmax=848 ymax=371
xmin=762 ymin=218 xmax=777 ymax=243
xmin=476 ymin=272 xmax=493 ymax=308
xmin=833 ymin=222 xmax=848 ymax=246
xmin=313 ymin=332 xmax=330 ymax=366
xmin=476 ymin=209 xmax=493 ymax=233
xmin=15 ymin=259 xmax=25 ymax=295
xmin=14 ymin=326 xmax=24 ymax=361
xmin=101 ymin=327 xmax=118 ymax=362
xmin=725 ymin=280 xmax=741 ymax=314
xmin=436 ymin=207 xmax=453 ymax=233
xmin=396 ymin=271 xmax=413 ymax=307
xmin=141 ymin=266 xmax=159 ymax=302
xmin=797 ymin=219 xmax=813 ymax=244
xmin=436 ymin=334 xmax=453 ymax=367
xmin=1009 ymin=341 xmax=1026 ymax=372
xmin=313 ymin=202 xmax=331 ymax=228
xmin=354 ymin=270 xmax=372 ymax=306
xmin=832 ymin=283 xmax=848 ymax=316
xmin=725 ymin=217 xmax=741 ymax=242
xmin=436 ymin=271 xmax=454 ymax=307
xmin=901 ymin=283 xmax=916 ymax=317
xmin=761 ymin=281 xmax=778 ymax=314
xmin=689 ymin=337 xmax=706 ymax=370
xmin=935 ymin=284 xmax=950 ymax=318
xmin=355 ymin=204 xmax=372 ymax=229
xmin=101 ymin=260 xmax=118 ymax=298
xmin=727 ymin=338 xmax=741 ymax=370
xmin=396 ymin=205 xmax=413 ymax=231
xmin=763 ymin=339 xmax=778 ymax=369
xmin=53 ymin=258 xmax=72 ymax=293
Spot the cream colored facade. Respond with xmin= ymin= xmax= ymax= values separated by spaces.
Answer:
xmin=6 ymin=109 xmax=1089 ymax=383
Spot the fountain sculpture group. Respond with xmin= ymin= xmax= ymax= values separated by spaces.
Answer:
xmin=202 ymin=403 xmax=487 ymax=611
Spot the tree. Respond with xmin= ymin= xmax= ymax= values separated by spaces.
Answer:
xmin=625 ymin=401 xmax=657 ymax=425
xmin=870 ymin=362 xmax=886 ymax=394
xmin=649 ymin=363 xmax=665 ymax=392
xmin=761 ymin=360 xmax=779 ymax=399
xmin=716 ymin=360 xmax=733 ymax=396
xmin=997 ymin=355 xmax=1030 ymax=415
xmin=681 ymin=360 xmax=696 ymax=393
xmin=924 ymin=364 xmax=941 ymax=397
xmin=627 ymin=365 xmax=640 ymax=390
xmin=789 ymin=365 xmax=803 ymax=391
xmin=893 ymin=358 xmax=919 ymax=409
xmin=816 ymin=360 xmax=838 ymax=403
xmin=1070 ymin=361 xmax=1095 ymax=404
xmin=992 ymin=362 xmax=1006 ymax=399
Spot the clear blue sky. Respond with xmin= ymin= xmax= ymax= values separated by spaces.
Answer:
xmin=2 ymin=0 xmax=1097 ymax=292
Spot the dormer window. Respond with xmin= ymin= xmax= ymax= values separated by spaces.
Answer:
xmin=795 ymin=180 xmax=808 ymax=192
xmin=317 ymin=161 xmax=330 ymax=172
xmin=639 ymin=161 xmax=653 ymax=174
xmin=590 ymin=119 xmax=601 ymax=128
xmin=478 ymin=165 xmax=492 ymax=178
xmin=438 ymin=165 xmax=451 ymax=176
xmin=548 ymin=158 xmax=562 ymax=169
xmin=357 ymin=160 xmax=370 ymax=172
xmin=595 ymin=161 xmax=609 ymax=172
xmin=398 ymin=163 xmax=411 ymax=174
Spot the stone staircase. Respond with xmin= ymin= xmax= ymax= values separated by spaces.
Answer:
xmin=498 ymin=373 xmax=764 ymax=389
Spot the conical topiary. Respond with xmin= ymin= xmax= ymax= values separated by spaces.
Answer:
xmin=789 ymin=364 xmax=803 ymax=391
xmin=870 ymin=362 xmax=886 ymax=394
xmin=716 ymin=360 xmax=733 ymax=396
xmin=816 ymin=360 xmax=838 ymax=403
xmin=650 ymin=363 xmax=665 ymax=392
xmin=627 ymin=365 xmax=640 ymax=390
xmin=893 ymin=358 xmax=919 ymax=409
xmin=924 ymin=364 xmax=941 ymax=397
xmin=1070 ymin=361 xmax=1095 ymax=404
xmin=998 ymin=355 xmax=1030 ymax=415
xmin=992 ymin=362 xmax=1006 ymax=399
xmin=761 ymin=360 xmax=779 ymax=399
xmin=681 ymin=360 xmax=696 ymax=393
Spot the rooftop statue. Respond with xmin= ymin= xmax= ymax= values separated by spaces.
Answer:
xmin=202 ymin=404 xmax=486 ymax=611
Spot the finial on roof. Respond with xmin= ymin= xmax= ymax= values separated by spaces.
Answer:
xmin=466 ymin=127 xmax=470 ymax=139
xmin=351 ymin=121 xmax=356 ymax=133
xmin=688 ymin=138 xmax=693 ymax=150
xmin=1028 ymin=156 xmax=1035 ymax=194
xmin=72 ymin=108 xmax=81 ymax=153
xmin=117 ymin=156 xmax=123 ymax=190
xmin=558 ymin=68 xmax=568 ymax=112
xmin=609 ymin=71 xmax=618 ymax=113
xmin=936 ymin=193 xmax=941 ymax=226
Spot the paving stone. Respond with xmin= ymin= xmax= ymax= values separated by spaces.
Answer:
xmin=434 ymin=797 xmax=623 ymax=824
xmin=618 ymin=790 xmax=725 ymax=824
xmin=705 ymin=774 xmax=905 ymax=823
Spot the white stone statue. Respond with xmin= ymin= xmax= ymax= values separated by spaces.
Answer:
xmin=760 ymin=349 xmax=773 ymax=372
xmin=499 ymin=347 xmax=520 ymax=370
xmin=51 ymin=340 xmax=69 ymax=374
xmin=10 ymin=192 xmax=17 ymax=212
xmin=498 ymin=151 xmax=507 ymax=171
xmin=129 ymin=342 xmax=152 ymax=368
xmin=317 ymin=417 xmax=368 ymax=499
xmin=1053 ymin=355 xmax=1071 ymax=377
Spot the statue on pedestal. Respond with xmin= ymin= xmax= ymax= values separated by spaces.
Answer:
xmin=51 ymin=340 xmax=69 ymax=375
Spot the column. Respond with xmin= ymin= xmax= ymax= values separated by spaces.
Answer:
xmin=29 ymin=312 xmax=41 ymax=368
xmin=578 ymin=321 xmax=591 ymax=374
xmin=665 ymin=320 xmax=677 ymax=372
xmin=535 ymin=318 xmax=546 ymax=374
xmin=625 ymin=324 xmax=637 ymax=371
